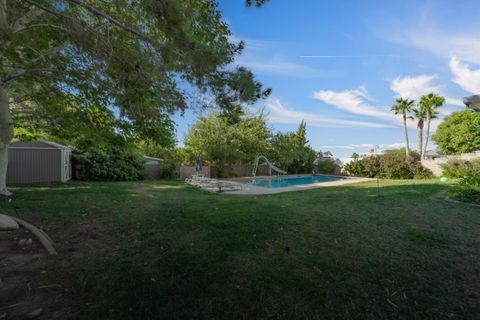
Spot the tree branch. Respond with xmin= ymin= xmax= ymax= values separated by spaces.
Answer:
xmin=23 ymin=0 xmax=80 ymax=23
xmin=23 ymin=0 xmax=150 ymax=42
xmin=14 ymin=23 xmax=68 ymax=33
xmin=66 ymin=0 xmax=148 ymax=40
xmin=2 ymin=44 xmax=66 ymax=85
xmin=12 ymin=6 xmax=45 ymax=32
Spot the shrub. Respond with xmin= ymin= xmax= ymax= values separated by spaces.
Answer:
xmin=344 ymin=156 xmax=380 ymax=178
xmin=74 ymin=144 xmax=145 ymax=181
xmin=432 ymin=110 xmax=480 ymax=155
xmin=316 ymin=159 xmax=337 ymax=174
xmin=441 ymin=159 xmax=480 ymax=178
xmin=450 ymin=183 xmax=480 ymax=205
xmin=460 ymin=175 xmax=480 ymax=188
xmin=344 ymin=152 xmax=432 ymax=179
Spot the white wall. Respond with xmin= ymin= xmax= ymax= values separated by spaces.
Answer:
xmin=421 ymin=151 xmax=480 ymax=176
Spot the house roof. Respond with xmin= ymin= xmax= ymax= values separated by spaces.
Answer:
xmin=425 ymin=149 xmax=444 ymax=156
xmin=464 ymin=95 xmax=480 ymax=113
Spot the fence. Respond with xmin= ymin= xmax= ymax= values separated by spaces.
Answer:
xmin=178 ymin=164 xmax=272 ymax=180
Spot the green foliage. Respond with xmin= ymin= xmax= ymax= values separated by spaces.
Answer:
xmin=316 ymin=159 xmax=337 ymax=174
xmin=419 ymin=93 xmax=445 ymax=119
xmin=268 ymin=122 xmax=316 ymax=174
xmin=73 ymin=139 xmax=144 ymax=181
xmin=344 ymin=151 xmax=432 ymax=179
xmin=139 ymin=141 xmax=182 ymax=178
xmin=391 ymin=98 xmax=415 ymax=116
xmin=450 ymin=176 xmax=480 ymax=205
xmin=383 ymin=149 xmax=419 ymax=157
xmin=379 ymin=153 xmax=432 ymax=179
xmin=2 ymin=0 xmax=269 ymax=149
xmin=184 ymin=112 xmax=270 ymax=176
xmin=344 ymin=156 xmax=381 ymax=178
xmin=432 ymin=111 xmax=480 ymax=155
xmin=460 ymin=175 xmax=480 ymax=188
xmin=441 ymin=159 xmax=480 ymax=178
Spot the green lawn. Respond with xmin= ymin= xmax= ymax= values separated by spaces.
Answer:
xmin=2 ymin=180 xmax=480 ymax=319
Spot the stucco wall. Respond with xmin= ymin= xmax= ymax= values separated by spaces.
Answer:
xmin=421 ymin=151 xmax=480 ymax=176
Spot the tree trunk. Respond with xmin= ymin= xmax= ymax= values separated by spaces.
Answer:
xmin=402 ymin=112 xmax=410 ymax=157
xmin=422 ymin=114 xmax=431 ymax=160
xmin=417 ymin=119 xmax=423 ymax=156
xmin=0 ymin=84 xmax=13 ymax=196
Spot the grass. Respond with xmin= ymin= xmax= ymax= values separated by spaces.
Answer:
xmin=449 ymin=185 xmax=480 ymax=205
xmin=2 ymin=179 xmax=480 ymax=319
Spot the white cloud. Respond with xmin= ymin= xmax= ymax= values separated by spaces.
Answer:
xmin=390 ymin=74 xmax=440 ymax=100
xmin=449 ymin=56 xmax=480 ymax=94
xmin=313 ymin=87 xmax=391 ymax=118
xmin=390 ymin=74 xmax=464 ymax=107
xmin=264 ymin=98 xmax=392 ymax=128
xmin=321 ymin=142 xmax=405 ymax=150
xmin=382 ymin=17 xmax=480 ymax=65
xmin=404 ymin=33 xmax=480 ymax=65
xmin=445 ymin=97 xmax=464 ymax=106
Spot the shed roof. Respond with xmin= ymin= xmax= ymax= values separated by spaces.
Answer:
xmin=144 ymin=156 xmax=164 ymax=162
xmin=10 ymin=140 xmax=71 ymax=150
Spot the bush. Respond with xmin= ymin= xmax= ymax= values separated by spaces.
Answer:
xmin=460 ymin=175 xmax=480 ymax=188
xmin=344 ymin=153 xmax=432 ymax=179
xmin=344 ymin=156 xmax=380 ymax=178
xmin=432 ymin=110 xmax=480 ymax=155
xmin=450 ymin=183 xmax=480 ymax=205
xmin=74 ymin=144 xmax=145 ymax=181
xmin=441 ymin=159 xmax=480 ymax=178
xmin=316 ymin=159 xmax=337 ymax=174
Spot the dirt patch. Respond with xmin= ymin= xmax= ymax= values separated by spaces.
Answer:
xmin=0 ymin=218 xmax=123 ymax=319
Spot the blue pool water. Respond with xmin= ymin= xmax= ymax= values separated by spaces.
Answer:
xmin=251 ymin=175 xmax=343 ymax=188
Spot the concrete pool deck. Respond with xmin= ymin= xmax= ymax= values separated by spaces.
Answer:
xmin=220 ymin=175 xmax=372 ymax=195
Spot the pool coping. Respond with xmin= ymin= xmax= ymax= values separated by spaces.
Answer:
xmin=220 ymin=175 xmax=372 ymax=195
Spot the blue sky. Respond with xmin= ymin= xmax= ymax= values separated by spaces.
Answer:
xmin=173 ymin=0 xmax=480 ymax=161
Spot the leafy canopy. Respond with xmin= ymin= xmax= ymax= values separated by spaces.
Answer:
xmin=1 ymin=0 xmax=270 ymax=146
xmin=432 ymin=110 xmax=480 ymax=155
xmin=268 ymin=122 xmax=316 ymax=174
xmin=183 ymin=111 xmax=271 ymax=169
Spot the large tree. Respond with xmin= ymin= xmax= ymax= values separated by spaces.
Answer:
xmin=0 ymin=0 xmax=270 ymax=195
xmin=269 ymin=122 xmax=316 ymax=174
xmin=183 ymin=111 xmax=270 ymax=175
xmin=391 ymin=98 xmax=415 ymax=157
xmin=432 ymin=110 xmax=480 ymax=155
xmin=419 ymin=93 xmax=445 ymax=159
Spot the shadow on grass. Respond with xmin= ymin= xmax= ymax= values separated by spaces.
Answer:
xmin=21 ymin=179 xmax=474 ymax=320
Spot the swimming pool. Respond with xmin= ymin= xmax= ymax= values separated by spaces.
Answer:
xmin=251 ymin=175 xmax=343 ymax=188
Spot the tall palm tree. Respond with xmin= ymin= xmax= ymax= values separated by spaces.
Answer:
xmin=412 ymin=107 xmax=425 ymax=156
xmin=419 ymin=93 xmax=445 ymax=159
xmin=391 ymin=98 xmax=415 ymax=156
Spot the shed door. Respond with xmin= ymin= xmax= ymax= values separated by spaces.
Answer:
xmin=64 ymin=150 xmax=71 ymax=181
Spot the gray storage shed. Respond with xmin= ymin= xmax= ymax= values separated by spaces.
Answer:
xmin=143 ymin=156 xmax=163 ymax=180
xmin=7 ymin=140 xmax=72 ymax=184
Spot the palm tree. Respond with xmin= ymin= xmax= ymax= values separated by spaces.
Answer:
xmin=412 ymin=107 xmax=425 ymax=156
xmin=391 ymin=98 xmax=415 ymax=156
xmin=419 ymin=93 xmax=445 ymax=159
